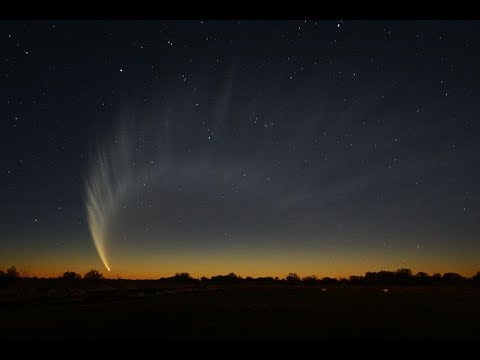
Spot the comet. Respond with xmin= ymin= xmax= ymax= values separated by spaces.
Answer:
xmin=85 ymin=126 xmax=133 ymax=272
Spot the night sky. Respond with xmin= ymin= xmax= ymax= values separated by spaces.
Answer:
xmin=1 ymin=20 xmax=479 ymax=279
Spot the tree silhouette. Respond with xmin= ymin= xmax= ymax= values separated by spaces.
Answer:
xmin=286 ymin=273 xmax=300 ymax=283
xmin=84 ymin=269 xmax=104 ymax=280
xmin=62 ymin=271 xmax=82 ymax=280
xmin=302 ymin=275 xmax=318 ymax=284
xmin=415 ymin=272 xmax=429 ymax=278
xmin=210 ymin=272 xmax=242 ymax=283
xmin=395 ymin=268 xmax=413 ymax=284
xmin=171 ymin=272 xmax=197 ymax=283
xmin=415 ymin=272 xmax=430 ymax=285
xmin=6 ymin=266 xmax=19 ymax=279
xmin=396 ymin=268 xmax=413 ymax=276
xmin=442 ymin=272 xmax=464 ymax=284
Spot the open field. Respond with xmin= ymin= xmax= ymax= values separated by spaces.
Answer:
xmin=1 ymin=283 xmax=480 ymax=340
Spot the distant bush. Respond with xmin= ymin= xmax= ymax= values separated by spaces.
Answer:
xmin=415 ymin=272 xmax=429 ymax=279
xmin=286 ymin=273 xmax=300 ymax=283
xmin=84 ymin=269 xmax=104 ymax=280
xmin=415 ymin=272 xmax=431 ymax=285
xmin=165 ymin=272 xmax=198 ymax=284
xmin=442 ymin=272 xmax=465 ymax=284
xmin=210 ymin=273 xmax=242 ymax=283
xmin=6 ymin=266 xmax=20 ymax=279
xmin=394 ymin=268 xmax=413 ymax=284
xmin=320 ymin=277 xmax=338 ymax=285
xmin=0 ymin=266 xmax=20 ymax=287
xmin=302 ymin=275 xmax=319 ymax=284
xmin=61 ymin=271 xmax=82 ymax=280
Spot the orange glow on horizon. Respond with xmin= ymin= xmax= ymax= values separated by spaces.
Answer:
xmin=8 ymin=263 xmax=479 ymax=280
xmin=3 ymin=240 xmax=479 ymax=280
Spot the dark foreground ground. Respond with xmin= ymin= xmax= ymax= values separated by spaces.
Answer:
xmin=1 ymin=284 xmax=480 ymax=341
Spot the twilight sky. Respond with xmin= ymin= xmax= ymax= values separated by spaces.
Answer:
xmin=1 ymin=20 xmax=479 ymax=279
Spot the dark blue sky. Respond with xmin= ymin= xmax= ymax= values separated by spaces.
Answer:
xmin=1 ymin=20 xmax=479 ymax=278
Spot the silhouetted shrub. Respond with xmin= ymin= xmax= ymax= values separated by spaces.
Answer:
xmin=431 ymin=273 xmax=442 ymax=284
xmin=0 ymin=266 xmax=20 ymax=287
xmin=170 ymin=272 xmax=198 ymax=283
xmin=415 ymin=272 xmax=429 ymax=278
xmin=395 ymin=268 xmax=413 ymax=284
xmin=320 ymin=277 xmax=338 ymax=285
xmin=62 ymin=271 xmax=82 ymax=280
xmin=210 ymin=272 xmax=242 ymax=283
xmin=415 ymin=272 xmax=431 ymax=285
xmin=286 ymin=273 xmax=300 ymax=283
xmin=84 ymin=269 xmax=104 ymax=280
xmin=6 ymin=266 xmax=20 ymax=279
xmin=442 ymin=272 xmax=465 ymax=284
xmin=302 ymin=275 xmax=319 ymax=284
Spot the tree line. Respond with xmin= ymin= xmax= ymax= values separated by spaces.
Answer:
xmin=161 ymin=269 xmax=480 ymax=285
xmin=2 ymin=266 xmax=480 ymax=285
xmin=0 ymin=266 xmax=104 ymax=282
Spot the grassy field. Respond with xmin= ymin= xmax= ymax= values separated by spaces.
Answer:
xmin=1 ymin=284 xmax=480 ymax=340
